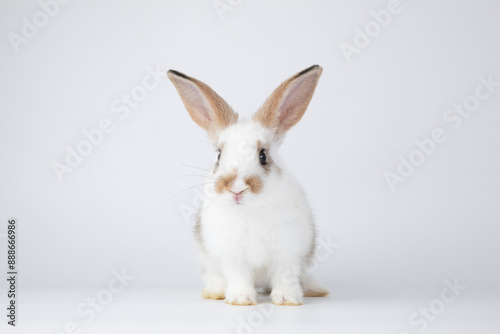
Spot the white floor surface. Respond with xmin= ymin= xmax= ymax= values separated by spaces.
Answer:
xmin=2 ymin=288 xmax=499 ymax=334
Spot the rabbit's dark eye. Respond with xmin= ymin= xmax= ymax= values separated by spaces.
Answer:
xmin=217 ymin=150 xmax=221 ymax=162
xmin=259 ymin=149 xmax=267 ymax=165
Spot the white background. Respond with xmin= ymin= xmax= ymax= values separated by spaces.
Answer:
xmin=1 ymin=0 xmax=499 ymax=333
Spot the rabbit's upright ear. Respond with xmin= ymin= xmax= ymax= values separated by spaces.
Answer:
xmin=254 ymin=65 xmax=322 ymax=137
xmin=167 ymin=70 xmax=238 ymax=139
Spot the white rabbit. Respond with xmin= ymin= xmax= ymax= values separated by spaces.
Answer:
xmin=167 ymin=65 xmax=329 ymax=306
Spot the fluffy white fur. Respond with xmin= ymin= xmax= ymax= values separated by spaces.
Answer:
xmin=167 ymin=65 xmax=328 ymax=306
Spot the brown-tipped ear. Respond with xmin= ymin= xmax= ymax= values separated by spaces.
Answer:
xmin=167 ymin=70 xmax=238 ymax=139
xmin=253 ymin=65 xmax=322 ymax=136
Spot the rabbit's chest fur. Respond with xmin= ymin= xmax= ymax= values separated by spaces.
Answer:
xmin=200 ymin=175 xmax=313 ymax=267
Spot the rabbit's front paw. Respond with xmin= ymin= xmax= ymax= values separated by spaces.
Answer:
xmin=271 ymin=289 xmax=304 ymax=306
xmin=225 ymin=292 xmax=257 ymax=306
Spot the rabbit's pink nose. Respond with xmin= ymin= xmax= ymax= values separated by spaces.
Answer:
xmin=230 ymin=189 xmax=247 ymax=203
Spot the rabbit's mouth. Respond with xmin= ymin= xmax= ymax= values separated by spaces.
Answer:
xmin=231 ymin=189 xmax=246 ymax=204
xmin=230 ymin=189 xmax=248 ymax=204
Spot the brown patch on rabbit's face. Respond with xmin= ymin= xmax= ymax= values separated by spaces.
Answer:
xmin=215 ymin=171 xmax=237 ymax=194
xmin=244 ymin=175 xmax=263 ymax=194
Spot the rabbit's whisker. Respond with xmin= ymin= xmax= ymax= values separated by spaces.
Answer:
xmin=180 ymin=163 xmax=210 ymax=172
xmin=159 ymin=182 xmax=216 ymax=207
xmin=165 ymin=175 xmax=218 ymax=183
